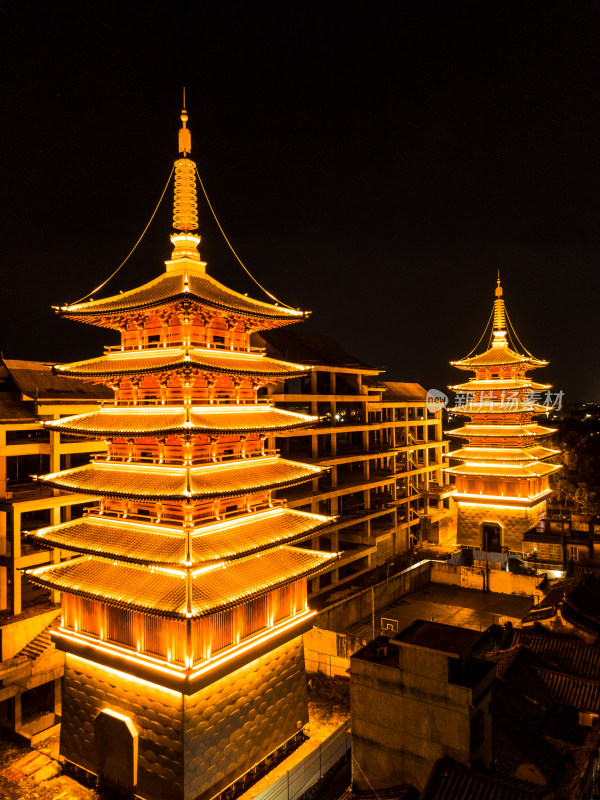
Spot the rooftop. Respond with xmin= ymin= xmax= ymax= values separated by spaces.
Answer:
xmin=257 ymin=329 xmax=376 ymax=371
xmin=394 ymin=619 xmax=483 ymax=657
xmin=345 ymin=581 xmax=533 ymax=639
xmin=0 ymin=359 xmax=112 ymax=408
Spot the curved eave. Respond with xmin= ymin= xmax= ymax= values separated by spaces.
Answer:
xmin=447 ymin=404 xmax=547 ymax=416
xmin=447 ymin=425 xmax=556 ymax=439
xmin=44 ymin=406 xmax=318 ymax=438
xmin=23 ymin=508 xmax=334 ymax=566
xmin=56 ymin=272 xmax=307 ymax=326
xmin=53 ymin=349 xmax=309 ymax=381
xmin=449 ymin=380 xmax=551 ymax=392
xmin=26 ymin=547 xmax=337 ymax=619
xmin=35 ymin=458 xmax=325 ymax=502
xmin=450 ymin=349 xmax=547 ymax=370
xmin=445 ymin=463 xmax=561 ymax=479
xmin=445 ymin=447 xmax=560 ymax=463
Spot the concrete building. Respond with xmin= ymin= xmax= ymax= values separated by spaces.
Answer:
xmin=257 ymin=330 xmax=454 ymax=598
xmin=0 ymin=358 xmax=110 ymax=742
xmin=350 ymin=621 xmax=495 ymax=792
xmin=523 ymin=511 xmax=600 ymax=572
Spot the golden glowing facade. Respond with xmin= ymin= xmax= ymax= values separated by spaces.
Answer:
xmin=25 ymin=108 xmax=335 ymax=800
xmin=446 ymin=278 xmax=560 ymax=552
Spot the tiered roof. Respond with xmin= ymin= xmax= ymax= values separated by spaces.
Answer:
xmin=55 ymin=347 xmax=308 ymax=379
xmin=58 ymin=271 xmax=305 ymax=327
xmin=45 ymin=404 xmax=315 ymax=436
xmin=445 ymin=278 xmax=559 ymax=494
xmin=26 ymin=507 xmax=331 ymax=566
xmin=29 ymin=547 xmax=329 ymax=619
xmin=26 ymin=105 xmax=336 ymax=672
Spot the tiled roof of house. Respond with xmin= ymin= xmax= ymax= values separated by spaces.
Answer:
xmin=421 ymin=758 xmax=543 ymax=800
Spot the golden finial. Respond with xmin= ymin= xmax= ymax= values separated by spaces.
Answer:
xmin=169 ymin=95 xmax=203 ymax=266
xmin=179 ymin=88 xmax=191 ymax=156
xmin=492 ymin=274 xmax=507 ymax=342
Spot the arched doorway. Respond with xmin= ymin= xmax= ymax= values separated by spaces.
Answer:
xmin=481 ymin=521 xmax=503 ymax=553
xmin=94 ymin=708 xmax=138 ymax=792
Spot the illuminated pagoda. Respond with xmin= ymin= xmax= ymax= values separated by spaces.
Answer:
xmin=25 ymin=107 xmax=336 ymax=800
xmin=445 ymin=277 xmax=560 ymax=552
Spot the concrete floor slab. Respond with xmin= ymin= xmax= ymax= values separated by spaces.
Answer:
xmin=348 ymin=583 xmax=533 ymax=638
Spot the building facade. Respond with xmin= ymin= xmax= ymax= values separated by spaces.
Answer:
xmin=446 ymin=278 xmax=559 ymax=553
xmin=258 ymin=330 xmax=453 ymax=599
xmin=350 ymin=622 xmax=495 ymax=792
xmin=0 ymin=359 xmax=109 ymax=742
xmin=25 ymin=109 xmax=335 ymax=800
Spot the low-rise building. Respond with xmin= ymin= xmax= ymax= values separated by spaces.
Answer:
xmin=350 ymin=621 xmax=495 ymax=792
xmin=523 ymin=511 xmax=600 ymax=571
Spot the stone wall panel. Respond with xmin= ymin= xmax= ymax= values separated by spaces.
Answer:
xmin=60 ymin=637 xmax=309 ymax=800
xmin=183 ymin=636 xmax=308 ymax=800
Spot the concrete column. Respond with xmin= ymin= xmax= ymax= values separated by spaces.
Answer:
xmin=0 ymin=429 xmax=6 ymax=500
xmin=49 ymin=425 xmax=60 ymax=473
xmin=0 ymin=566 xmax=6 ymax=611
xmin=11 ymin=508 xmax=21 ymax=615
xmin=330 ymin=530 xmax=339 ymax=554
xmin=53 ymin=678 xmax=62 ymax=718
xmin=13 ymin=693 xmax=21 ymax=732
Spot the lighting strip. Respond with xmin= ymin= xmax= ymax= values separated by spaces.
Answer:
xmin=54 ymin=609 xmax=315 ymax=684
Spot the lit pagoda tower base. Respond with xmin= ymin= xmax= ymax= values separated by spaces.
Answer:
xmin=25 ymin=108 xmax=336 ymax=800
xmin=446 ymin=278 xmax=560 ymax=553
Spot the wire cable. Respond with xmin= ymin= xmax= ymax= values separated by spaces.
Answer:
xmin=67 ymin=165 xmax=175 ymax=306
xmin=351 ymin=754 xmax=383 ymax=800
xmin=195 ymin=165 xmax=298 ymax=310
xmin=459 ymin=305 xmax=494 ymax=360
xmin=506 ymin=309 xmax=537 ymax=358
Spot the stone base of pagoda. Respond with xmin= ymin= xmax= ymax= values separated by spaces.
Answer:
xmin=59 ymin=636 xmax=308 ymax=800
xmin=456 ymin=500 xmax=546 ymax=552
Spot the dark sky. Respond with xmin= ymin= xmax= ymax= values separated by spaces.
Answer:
xmin=2 ymin=1 xmax=599 ymax=400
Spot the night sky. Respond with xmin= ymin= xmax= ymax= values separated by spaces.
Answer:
xmin=2 ymin=1 xmax=600 ymax=400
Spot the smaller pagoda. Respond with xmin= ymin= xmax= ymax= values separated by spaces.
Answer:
xmin=445 ymin=277 xmax=560 ymax=552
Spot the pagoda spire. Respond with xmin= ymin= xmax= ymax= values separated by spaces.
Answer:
xmin=171 ymin=95 xmax=202 ymax=264
xmin=492 ymin=273 xmax=507 ymax=348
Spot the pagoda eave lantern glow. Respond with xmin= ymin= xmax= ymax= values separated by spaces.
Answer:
xmin=25 ymin=104 xmax=335 ymax=800
xmin=445 ymin=276 xmax=560 ymax=553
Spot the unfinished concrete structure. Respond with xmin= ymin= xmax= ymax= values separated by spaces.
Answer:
xmin=0 ymin=358 xmax=109 ymax=742
xmin=350 ymin=621 xmax=495 ymax=792
xmin=258 ymin=329 xmax=454 ymax=599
